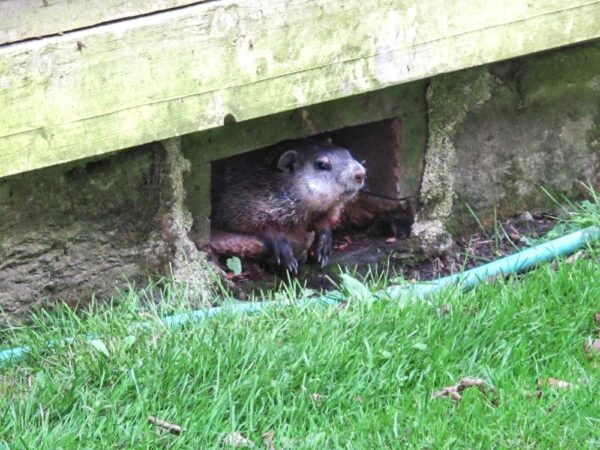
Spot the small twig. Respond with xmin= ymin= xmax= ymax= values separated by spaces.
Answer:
xmin=148 ymin=416 xmax=184 ymax=435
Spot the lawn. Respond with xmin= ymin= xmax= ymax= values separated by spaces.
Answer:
xmin=1 ymin=244 xmax=599 ymax=448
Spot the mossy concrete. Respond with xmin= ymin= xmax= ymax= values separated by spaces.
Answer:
xmin=153 ymin=138 xmax=215 ymax=304
xmin=413 ymin=68 xmax=492 ymax=251
xmin=0 ymin=140 xmax=213 ymax=322
xmin=414 ymin=40 xmax=600 ymax=245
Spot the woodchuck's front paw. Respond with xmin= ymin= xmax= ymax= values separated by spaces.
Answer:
xmin=263 ymin=235 xmax=298 ymax=274
xmin=311 ymin=229 xmax=333 ymax=268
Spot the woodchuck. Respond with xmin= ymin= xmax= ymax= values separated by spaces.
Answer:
xmin=209 ymin=139 xmax=366 ymax=273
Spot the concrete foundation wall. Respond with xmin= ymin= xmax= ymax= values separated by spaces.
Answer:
xmin=453 ymin=43 xmax=600 ymax=222
xmin=0 ymin=146 xmax=157 ymax=317
xmin=414 ymin=41 xmax=600 ymax=249
xmin=1 ymin=40 xmax=599 ymax=319
xmin=0 ymin=140 xmax=212 ymax=321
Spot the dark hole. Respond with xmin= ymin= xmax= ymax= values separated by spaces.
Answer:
xmin=223 ymin=113 xmax=237 ymax=125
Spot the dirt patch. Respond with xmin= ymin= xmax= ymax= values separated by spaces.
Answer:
xmin=218 ymin=212 xmax=556 ymax=300
xmin=398 ymin=212 xmax=555 ymax=281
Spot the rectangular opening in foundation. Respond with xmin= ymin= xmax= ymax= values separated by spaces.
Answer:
xmin=205 ymin=118 xmax=419 ymax=275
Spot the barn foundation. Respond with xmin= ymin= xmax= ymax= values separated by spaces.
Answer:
xmin=1 ymin=41 xmax=599 ymax=319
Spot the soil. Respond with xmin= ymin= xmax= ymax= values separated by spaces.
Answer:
xmin=397 ymin=212 xmax=556 ymax=281
xmin=219 ymin=212 xmax=557 ymax=300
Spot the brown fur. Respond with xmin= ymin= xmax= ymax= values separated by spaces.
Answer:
xmin=209 ymin=139 xmax=366 ymax=270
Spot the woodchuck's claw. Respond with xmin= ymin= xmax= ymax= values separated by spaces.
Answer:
xmin=312 ymin=229 xmax=333 ymax=268
xmin=265 ymin=236 xmax=298 ymax=274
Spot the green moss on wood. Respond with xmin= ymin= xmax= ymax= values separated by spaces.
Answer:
xmin=2 ymin=0 xmax=599 ymax=178
xmin=0 ymin=0 xmax=205 ymax=44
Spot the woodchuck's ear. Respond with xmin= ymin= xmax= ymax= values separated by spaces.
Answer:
xmin=277 ymin=150 xmax=298 ymax=173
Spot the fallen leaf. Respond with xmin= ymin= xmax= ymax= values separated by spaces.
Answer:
xmin=225 ymin=271 xmax=250 ymax=281
xmin=385 ymin=237 xmax=397 ymax=244
xmin=262 ymin=431 xmax=275 ymax=450
xmin=334 ymin=242 xmax=350 ymax=251
xmin=537 ymin=378 xmax=576 ymax=389
xmin=548 ymin=378 xmax=573 ymax=389
xmin=226 ymin=256 xmax=243 ymax=275
xmin=437 ymin=305 xmax=450 ymax=316
xmin=221 ymin=432 xmax=255 ymax=448
xmin=431 ymin=377 xmax=487 ymax=402
xmin=310 ymin=393 xmax=323 ymax=402
xmin=584 ymin=339 xmax=600 ymax=356
xmin=522 ymin=390 xmax=543 ymax=399
xmin=340 ymin=274 xmax=371 ymax=301
xmin=565 ymin=251 xmax=583 ymax=264
xmin=87 ymin=339 xmax=110 ymax=358
xmin=148 ymin=416 xmax=184 ymax=435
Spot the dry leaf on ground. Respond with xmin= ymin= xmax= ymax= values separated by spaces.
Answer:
xmin=528 ymin=377 xmax=579 ymax=398
xmin=335 ymin=242 xmax=349 ymax=251
xmin=147 ymin=416 xmax=184 ymax=435
xmin=334 ymin=236 xmax=353 ymax=251
xmin=585 ymin=339 xmax=600 ymax=355
xmin=431 ymin=377 xmax=487 ymax=401
xmin=221 ymin=432 xmax=255 ymax=448
xmin=536 ymin=378 xmax=577 ymax=389
xmin=262 ymin=431 xmax=275 ymax=450
xmin=565 ymin=251 xmax=583 ymax=264
xmin=437 ymin=305 xmax=450 ymax=316
xmin=310 ymin=393 xmax=323 ymax=402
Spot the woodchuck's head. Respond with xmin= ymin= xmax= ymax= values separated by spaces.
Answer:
xmin=276 ymin=140 xmax=366 ymax=213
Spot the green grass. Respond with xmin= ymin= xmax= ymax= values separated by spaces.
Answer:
xmin=1 ymin=251 xmax=600 ymax=448
xmin=2 ymin=192 xmax=600 ymax=449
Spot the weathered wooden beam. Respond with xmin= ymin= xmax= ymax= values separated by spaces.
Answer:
xmin=1 ymin=0 xmax=599 ymax=179
xmin=0 ymin=0 xmax=207 ymax=44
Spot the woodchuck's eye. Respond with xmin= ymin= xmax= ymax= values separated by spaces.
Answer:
xmin=314 ymin=158 xmax=332 ymax=171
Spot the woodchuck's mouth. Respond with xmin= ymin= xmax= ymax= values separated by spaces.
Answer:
xmin=342 ymin=188 xmax=360 ymax=197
